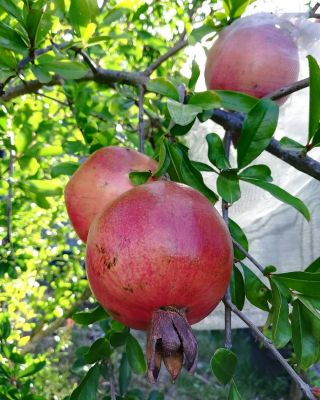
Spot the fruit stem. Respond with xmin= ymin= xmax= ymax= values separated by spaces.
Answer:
xmin=146 ymin=307 xmax=198 ymax=383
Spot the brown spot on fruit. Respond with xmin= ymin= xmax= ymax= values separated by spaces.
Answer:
xmin=104 ymin=256 xmax=117 ymax=269
xmin=123 ymin=286 xmax=134 ymax=293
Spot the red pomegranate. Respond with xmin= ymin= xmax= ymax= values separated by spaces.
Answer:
xmin=205 ymin=13 xmax=299 ymax=103
xmin=86 ymin=181 xmax=233 ymax=381
xmin=64 ymin=146 xmax=157 ymax=242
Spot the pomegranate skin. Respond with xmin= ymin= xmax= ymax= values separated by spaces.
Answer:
xmin=205 ymin=14 xmax=299 ymax=103
xmin=64 ymin=146 xmax=157 ymax=242
xmin=86 ymin=181 xmax=233 ymax=330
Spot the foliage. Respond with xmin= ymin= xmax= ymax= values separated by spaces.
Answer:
xmin=0 ymin=0 xmax=319 ymax=399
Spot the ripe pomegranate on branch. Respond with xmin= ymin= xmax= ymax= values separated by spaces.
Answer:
xmin=205 ymin=13 xmax=300 ymax=103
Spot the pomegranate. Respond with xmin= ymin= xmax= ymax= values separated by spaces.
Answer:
xmin=86 ymin=181 xmax=233 ymax=381
xmin=64 ymin=146 xmax=157 ymax=242
xmin=205 ymin=13 xmax=299 ymax=103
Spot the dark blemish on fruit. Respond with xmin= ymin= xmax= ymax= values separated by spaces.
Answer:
xmin=123 ymin=285 xmax=134 ymax=293
xmin=96 ymin=244 xmax=107 ymax=254
xmin=105 ymin=256 xmax=117 ymax=269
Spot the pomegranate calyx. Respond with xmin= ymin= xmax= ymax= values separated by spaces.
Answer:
xmin=146 ymin=308 xmax=198 ymax=383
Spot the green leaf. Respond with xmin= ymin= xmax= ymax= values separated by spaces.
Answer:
xmin=170 ymin=120 xmax=195 ymax=136
xmin=230 ymin=265 xmax=245 ymax=310
xmin=83 ymin=338 xmax=111 ymax=364
xmin=51 ymin=162 xmax=79 ymax=178
xmin=223 ymin=0 xmax=254 ymax=19
xmin=119 ymin=353 xmax=131 ymax=396
xmin=154 ymin=139 xmax=170 ymax=177
xmin=240 ymin=179 xmax=310 ymax=221
xmin=167 ymin=99 xmax=202 ymax=126
xmin=239 ymin=165 xmax=272 ymax=182
xmin=0 ymin=48 xmax=17 ymax=69
xmin=237 ymin=99 xmax=279 ymax=168
xmin=228 ymin=219 xmax=248 ymax=261
xmin=188 ymin=91 xmax=220 ymax=110
xmin=148 ymin=391 xmax=164 ymax=400
xmin=307 ymin=55 xmax=320 ymax=145
xmin=191 ymin=160 xmax=215 ymax=172
xmin=26 ymin=8 xmax=44 ymax=43
xmin=273 ymin=272 xmax=320 ymax=298
xmin=39 ymin=59 xmax=89 ymax=80
xmin=73 ymin=305 xmax=109 ymax=325
xmin=228 ymin=380 xmax=242 ymax=400
xmin=129 ymin=171 xmax=152 ymax=186
xmin=69 ymin=0 xmax=99 ymax=29
xmin=0 ymin=23 xmax=28 ymax=53
xmin=291 ymin=300 xmax=319 ymax=369
xmin=216 ymin=90 xmax=258 ymax=113
xmin=211 ymin=348 xmax=238 ymax=385
xmin=70 ymin=363 xmax=100 ymax=400
xmin=15 ymin=128 xmax=32 ymax=155
xmin=0 ymin=0 xmax=23 ymax=21
xmin=0 ymin=313 xmax=11 ymax=340
xmin=166 ymin=142 xmax=218 ymax=203
xmin=270 ymin=279 xmax=291 ymax=348
xmin=189 ymin=22 xmax=217 ymax=44
xmin=217 ymin=170 xmax=241 ymax=203
xmin=305 ymin=257 xmax=320 ymax=273
xmin=22 ymin=179 xmax=63 ymax=197
xmin=279 ymin=137 xmax=305 ymax=151
xmin=241 ymin=263 xmax=270 ymax=311
xmin=31 ymin=65 xmax=52 ymax=83
xmin=206 ymin=133 xmax=231 ymax=169
xmin=126 ymin=334 xmax=146 ymax=375
xmin=104 ymin=7 xmax=130 ymax=25
xmin=147 ymin=78 xmax=179 ymax=101
xmin=17 ymin=361 xmax=46 ymax=378
xmin=188 ymin=60 xmax=200 ymax=91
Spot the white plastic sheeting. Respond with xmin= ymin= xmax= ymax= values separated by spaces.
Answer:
xmin=189 ymin=1 xmax=320 ymax=329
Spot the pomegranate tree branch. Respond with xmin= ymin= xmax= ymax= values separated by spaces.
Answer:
xmin=211 ymin=109 xmax=320 ymax=181
xmin=224 ymin=298 xmax=316 ymax=400
xmin=266 ymin=77 xmax=309 ymax=102
xmin=232 ymin=240 xmax=264 ymax=273
xmin=143 ymin=30 xmax=188 ymax=76
xmin=222 ymin=130 xmax=232 ymax=350
xmin=138 ymin=84 xmax=145 ymax=153
xmin=21 ymin=287 xmax=91 ymax=354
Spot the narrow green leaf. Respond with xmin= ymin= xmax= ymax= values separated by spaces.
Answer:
xmin=307 ymin=55 xmax=320 ymax=145
xmin=69 ymin=0 xmax=99 ymax=29
xmin=22 ymin=179 xmax=63 ymax=197
xmin=188 ymin=22 xmax=217 ymax=44
xmin=228 ymin=219 xmax=248 ymax=261
xmin=51 ymin=162 xmax=79 ymax=178
xmin=0 ymin=48 xmax=17 ymax=69
xmin=237 ymin=99 xmax=279 ymax=168
xmin=154 ymin=139 xmax=170 ymax=177
xmin=239 ymin=165 xmax=272 ymax=182
xmin=188 ymin=91 xmax=220 ymax=110
xmin=273 ymin=272 xmax=320 ymax=298
xmin=211 ymin=348 xmax=238 ymax=385
xmin=241 ymin=263 xmax=270 ymax=311
xmin=206 ymin=132 xmax=230 ymax=169
xmin=0 ymin=23 xmax=28 ymax=53
xmin=167 ymin=99 xmax=201 ymax=126
xmin=126 ymin=334 xmax=146 ymax=375
xmin=216 ymin=90 xmax=258 ymax=113
xmin=70 ymin=363 xmax=100 ymax=400
xmin=17 ymin=361 xmax=46 ymax=378
xmin=230 ymin=265 xmax=245 ymax=310
xmin=84 ymin=338 xmax=111 ymax=364
xmin=240 ymin=178 xmax=310 ymax=221
xmin=119 ymin=353 xmax=131 ymax=396
xmin=223 ymin=0 xmax=254 ymax=19
xmin=128 ymin=170 xmax=152 ymax=186
xmin=291 ymin=300 xmax=319 ymax=369
xmin=217 ymin=170 xmax=241 ymax=203
xmin=305 ymin=257 xmax=320 ymax=273
xmin=0 ymin=313 xmax=11 ymax=340
xmin=188 ymin=60 xmax=200 ymax=90
xmin=0 ymin=0 xmax=23 ymax=21
xmin=26 ymin=8 xmax=44 ymax=43
xmin=270 ymin=280 xmax=291 ymax=348
xmin=191 ymin=160 xmax=215 ymax=172
xmin=279 ymin=137 xmax=305 ymax=151
xmin=147 ymin=78 xmax=179 ymax=101
xmin=39 ymin=59 xmax=89 ymax=80
xmin=228 ymin=380 xmax=242 ymax=400
xmin=73 ymin=305 xmax=109 ymax=325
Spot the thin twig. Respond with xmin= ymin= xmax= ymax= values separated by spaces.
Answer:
xmin=143 ymin=30 xmax=188 ymax=76
xmin=138 ymin=84 xmax=145 ymax=153
xmin=224 ymin=298 xmax=316 ymax=400
xmin=232 ymin=239 xmax=264 ymax=273
xmin=222 ymin=130 xmax=232 ymax=350
xmin=266 ymin=78 xmax=309 ymax=102
xmin=21 ymin=287 xmax=91 ymax=354
xmin=72 ymin=47 xmax=98 ymax=74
